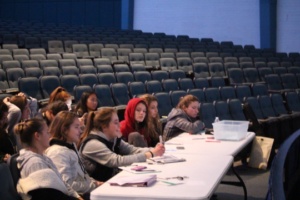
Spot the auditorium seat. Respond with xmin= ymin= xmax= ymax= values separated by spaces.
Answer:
xmin=187 ymin=88 xmax=205 ymax=102
xmin=228 ymin=99 xmax=247 ymax=120
xmin=258 ymin=67 xmax=273 ymax=81
xmin=280 ymin=73 xmax=299 ymax=90
xmin=208 ymin=62 xmax=225 ymax=77
xmin=159 ymin=58 xmax=178 ymax=71
xmin=40 ymin=75 xmax=60 ymax=99
xmin=6 ymin=68 xmax=24 ymax=89
xmin=177 ymin=57 xmax=193 ymax=73
xmin=193 ymin=63 xmax=210 ymax=78
xmin=144 ymin=53 xmax=160 ymax=68
xmin=128 ymin=81 xmax=146 ymax=97
xmin=2 ymin=60 xmax=21 ymax=71
xmin=18 ymin=77 xmax=43 ymax=100
xmin=79 ymin=74 xmax=98 ymax=88
xmin=111 ymin=83 xmax=130 ymax=105
xmin=210 ymin=77 xmax=225 ymax=87
xmin=194 ymin=77 xmax=209 ymax=89
xmin=64 ymin=40 xmax=78 ymax=53
xmin=162 ymin=79 xmax=179 ymax=92
xmin=169 ymin=69 xmax=186 ymax=80
xmin=219 ymin=86 xmax=236 ymax=101
xmin=59 ymin=75 xmax=79 ymax=96
xmin=145 ymin=80 xmax=163 ymax=94
xmin=228 ymin=68 xmax=244 ymax=85
xmin=214 ymin=101 xmax=232 ymax=120
xmin=89 ymin=43 xmax=103 ymax=57
xmin=178 ymin=78 xmax=195 ymax=91
xmin=199 ymin=102 xmax=216 ymax=129
xmin=129 ymin=53 xmax=145 ymax=66
xmin=117 ymin=48 xmax=132 ymax=62
xmin=154 ymin=92 xmax=173 ymax=117
xmin=235 ymin=85 xmax=252 ymax=102
xmin=134 ymin=71 xmax=151 ymax=83
xmin=204 ymin=87 xmax=221 ymax=103
xmin=151 ymin=71 xmax=169 ymax=82
xmin=170 ymin=90 xmax=187 ymax=107
xmin=74 ymin=85 xmax=93 ymax=103
xmin=101 ymin=48 xmax=118 ymax=63
xmin=48 ymin=40 xmax=64 ymax=53
xmin=97 ymin=73 xmax=116 ymax=85
xmin=115 ymin=72 xmax=134 ymax=84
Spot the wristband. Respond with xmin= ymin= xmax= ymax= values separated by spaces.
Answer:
xmin=149 ymin=151 xmax=154 ymax=158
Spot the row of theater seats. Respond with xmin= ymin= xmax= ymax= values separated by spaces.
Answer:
xmin=1 ymin=51 xmax=300 ymax=81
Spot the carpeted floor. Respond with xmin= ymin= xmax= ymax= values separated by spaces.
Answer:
xmin=215 ymin=165 xmax=270 ymax=200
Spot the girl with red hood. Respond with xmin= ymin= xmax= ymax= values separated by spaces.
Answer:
xmin=120 ymin=98 xmax=151 ymax=147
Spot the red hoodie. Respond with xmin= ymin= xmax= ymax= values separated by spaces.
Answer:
xmin=120 ymin=98 xmax=149 ymax=145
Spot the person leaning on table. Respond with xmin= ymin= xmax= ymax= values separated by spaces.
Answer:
xmin=78 ymin=107 xmax=165 ymax=182
xmin=163 ymin=94 xmax=205 ymax=141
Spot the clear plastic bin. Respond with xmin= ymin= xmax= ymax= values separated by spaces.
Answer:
xmin=212 ymin=120 xmax=249 ymax=141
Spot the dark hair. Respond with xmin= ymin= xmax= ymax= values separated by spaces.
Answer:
xmin=49 ymin=87 xmax=71 ymax=104
xmin=176 ymin=94 xmax=199 ymax=109
xmin=47 ymin=101 xmax=69 ymax=116
xmin=49 ymin=111 xmax=78 ymax=142
xmin=75 ymin=91 xmax=98 ymax=117
xmin=9 ymin=96 xmax=27 ymax=112
xmin=14 ymin=118 xmax=45 ymax=146
xmin=79 ymin=108 xmax=116 ymax=146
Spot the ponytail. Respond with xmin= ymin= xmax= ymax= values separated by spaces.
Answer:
xmin=79 ymin=111 xmax=96 ymax=147
xmin=78 ymin=108 xmax=117 ymax=147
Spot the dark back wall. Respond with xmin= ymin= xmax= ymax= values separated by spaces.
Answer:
xmin=0 ymin=0 xmax=122 ymax=28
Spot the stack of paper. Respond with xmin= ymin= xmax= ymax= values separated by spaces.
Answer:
xmin=109 ymin=174 xmax=157 ymax=187
xmin=148 ymin=155 xmax=186 ymax=164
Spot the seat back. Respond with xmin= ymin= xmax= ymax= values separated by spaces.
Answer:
xmin=214 ymin=101 xmax=232 ymax=120
xmin=0 ymin=163 xmax=20 ymax=200
xmin=6 ymin=68 xmax=25 ymax=88
xmin=74 ymin=85 xmax=93 ymax=103
xmin=60 ymin=75 xmax=80 ymax=96
xmin=169 ymin=89 xmax=186 ymax=106
xmin=268 ymin=129 xmax=300 ymax=200
xmin=79 ymin=74 xmax=98 ymax=88
xmin=111 ymin=83 xmax=130 ymax=105
xmin=145 ymin=80 xmax=163 ymax=93
xmin=18 ymin=77 xmax=43 ymax=100
xmin=154 ymin=92 xmax=173 ymax=117
xmin=93 ymin=84 xmax=115 ymax=107
xmin=40 ymin=76 xmax=61 ymax=99
xmin=187 ymin=88 xmax=205 ymax=102
xmin=199 ymin=102 xmax=216 ymax=129
xmin=128 ymin=81 xmax=146 ymax=97
xmin=228 ymin=99 xmax=246 ymax=120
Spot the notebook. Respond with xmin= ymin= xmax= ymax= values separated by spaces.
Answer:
xmin=109 ymin=174 xmax=157 ymax=187
xmin=148 ymin=155 xmax=186 ymax=164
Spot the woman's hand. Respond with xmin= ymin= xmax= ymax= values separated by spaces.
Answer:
xmin=152 ymin=143 xmax=165 ymax=157
xmin=94 ymin=181 xmax=104 ymax=187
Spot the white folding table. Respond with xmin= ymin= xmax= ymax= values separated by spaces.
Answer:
xmin=164 ymin=132 xmax=255 ymax=200
xmin=91 ymin=155 xmax=233 ymax=200
xmin=165 ymin=132 xmax=255 ymax=156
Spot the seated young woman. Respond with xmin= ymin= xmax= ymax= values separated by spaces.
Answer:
xmin=139 ymin=94 xmax=161 ymax=147
xmin=120 ymin=98 xmax=152 ymax=147
xmin=15 ymin=118 xmax=82 ymax=200
xmin=45 ymin=111 xmax=101 ymax=200
xmin=74 ymin=91 xmax=98 ymax=118
xmin=79 ymin=107 xmax=165 ymax=182
xmin=163 ymin=94 xmax=205 ymax=141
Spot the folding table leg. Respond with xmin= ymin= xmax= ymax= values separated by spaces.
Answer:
xmin=220 ymin=165 xmax=248 ymax=200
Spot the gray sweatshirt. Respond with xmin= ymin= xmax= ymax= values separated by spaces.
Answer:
xmin=17 ymin=149 xmax=80 ymax=198
xmin=163 ymin=108 xmax=205 ymax=141
xmin=80 ymin=130 xmax=150 ymax=168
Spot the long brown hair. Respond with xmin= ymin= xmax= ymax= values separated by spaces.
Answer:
xmin=176 ymin=94 xmax=199 ymax=109
xmin=79 ymin=108 xmax=117 ymax=146
xmin=49 ymin=87 xmax=71 ymax=104
xmin=140 ymin=94 xmax=161 ymax=140
xmin=49 ymin=111 xmax=78 ymax=142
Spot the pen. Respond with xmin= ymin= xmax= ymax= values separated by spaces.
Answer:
xmin=159 ymin=135 xmax=164 ymax=144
